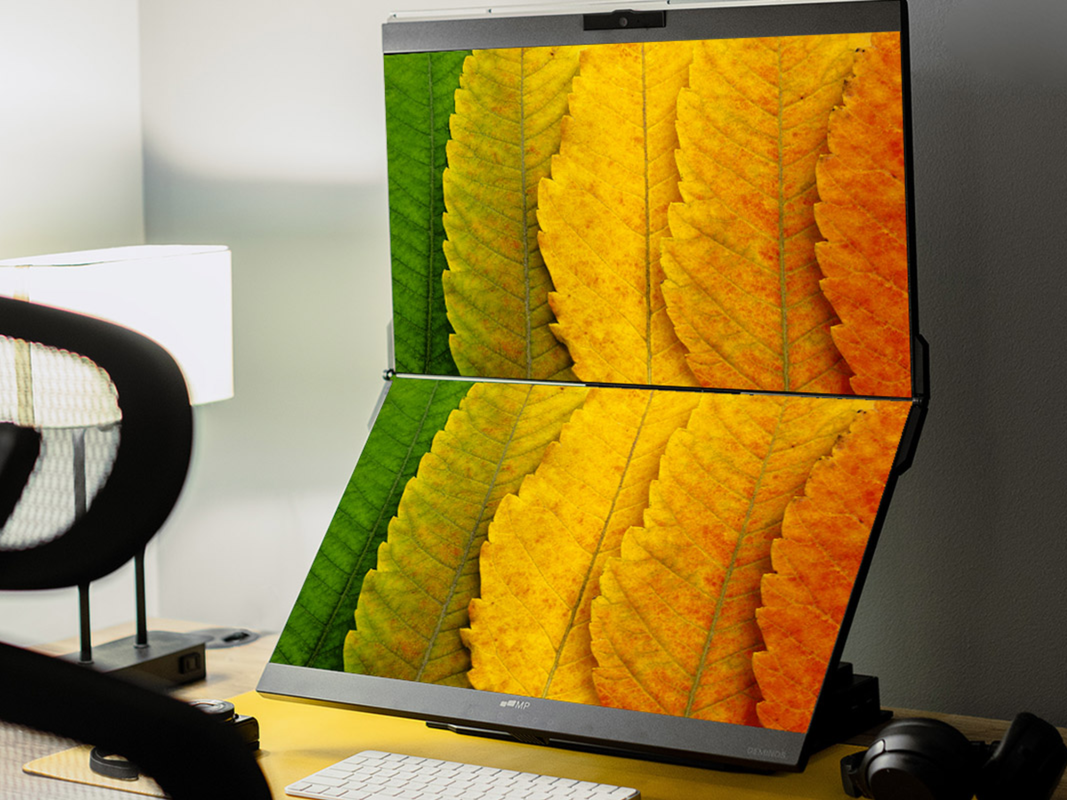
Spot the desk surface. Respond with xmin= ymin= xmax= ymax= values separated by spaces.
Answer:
xmin=3 ymin=619 xmax=1065 ymax=799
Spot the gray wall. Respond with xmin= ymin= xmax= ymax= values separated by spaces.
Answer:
xmin=136 ymin=0 xmax=1067 ymax=726
xmin=841 ymin=0 xmax=1067 ymax=725
xmin=139 ymin=0 xmax=393 ymax=638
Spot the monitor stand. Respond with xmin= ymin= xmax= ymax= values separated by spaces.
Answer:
xmin=426 ymin=662 xmax=887 ymax=771
xmin=807 ymin=662 xmax=891 ymax=752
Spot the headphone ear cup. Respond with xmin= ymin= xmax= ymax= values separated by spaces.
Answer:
xmin=977 ymin=712 xmax=1067 ymax=800
xmin=841 ymin=718 xmax=977 ymax=800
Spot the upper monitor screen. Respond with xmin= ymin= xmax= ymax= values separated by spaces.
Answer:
xmin=386 ymin=18 xmax=913 ymax=398
xmin=263 ymin=0 xmax=921 ymax=774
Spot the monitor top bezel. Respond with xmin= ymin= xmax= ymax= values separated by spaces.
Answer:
xmin=384 ymin=0 xmax=902 ymax=55
xmin=386 ymin=0 xmax=888 ymax=24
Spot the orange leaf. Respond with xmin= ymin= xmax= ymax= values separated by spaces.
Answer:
xmin=538 ymin=42 xmax=699 ymax=387
xmin=753 ymin=400 xmax=911 ymax=732
xmin=464 ymin=388 xmax=699 ymax=704
xmin=661 ymin=34 xmax=870 ymax=393
xmin=816 ymin=33 xmax=911 ymax=397
xmin=590 ymin=394 xmax=870 ymax=724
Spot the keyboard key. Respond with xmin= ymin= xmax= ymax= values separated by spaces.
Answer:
xmin=307 ymin=775 xmax=348 ymax=787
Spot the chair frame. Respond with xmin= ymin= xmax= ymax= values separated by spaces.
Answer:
xmin=0 ymin=296 xmax=270 ymax=799
xmin=0 ymin=295 xmax=192 ymax=589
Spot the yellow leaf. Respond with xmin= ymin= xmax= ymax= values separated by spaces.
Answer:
xmin=590 ymin=393 xmax=870 ymax=724
xmin=344 ymin=381 xmax=587 ymax=686
xmin=538 ymin=42 xmax=699 ymax=387
xmin=464 ymin=388 xmax=700 ymax=704
xmin=661 ymin=34 xmax=871 ymax=393
xmin=816 ymin=33 xmax=911 ymax=397
xmin=753 ymin=401 xmax=911 ymax=732
xmin=442 ymin=47 xmax=581 ymax=381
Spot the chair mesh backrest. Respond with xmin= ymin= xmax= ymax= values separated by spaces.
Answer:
xmin=0 ymin=335 xmax=120 ymax=551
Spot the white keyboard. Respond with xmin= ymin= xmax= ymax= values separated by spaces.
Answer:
xmin=285 ymin=750 xmax=640 ymax=800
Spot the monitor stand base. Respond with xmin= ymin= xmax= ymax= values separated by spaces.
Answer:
xmin=61 ymin=630 xmax=207 ymax=691
xmin=807 ymin=661 xmax=891 ymax=752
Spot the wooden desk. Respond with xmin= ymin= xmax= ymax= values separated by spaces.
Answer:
xmin=3 ymin=620 xmax=1065 ymax=799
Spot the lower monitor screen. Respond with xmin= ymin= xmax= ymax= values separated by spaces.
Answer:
xmin=262 ymin=377 xmax=913 ymax=770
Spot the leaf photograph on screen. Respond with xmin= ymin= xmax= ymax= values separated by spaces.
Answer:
xmin=387 ymin=31 xmax=911 ymax=398
xmin=271 ymin=23 xmax=917 ymax=743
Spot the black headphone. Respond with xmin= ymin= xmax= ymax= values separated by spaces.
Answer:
xmin=841 ymin=712 xmax=1067 ymax=800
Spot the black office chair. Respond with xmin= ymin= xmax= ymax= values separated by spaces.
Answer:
xmin=0 ymin=296 xmax=270 ymax=799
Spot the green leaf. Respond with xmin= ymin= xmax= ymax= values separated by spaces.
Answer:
xmin=271 ymin=377 xmax=470 ymax=670
xmin=386 ymin=51 xmax=468 ymax=376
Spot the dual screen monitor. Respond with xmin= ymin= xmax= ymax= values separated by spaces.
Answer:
xmin=260 ymin=0 xmax=925 ymax=773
